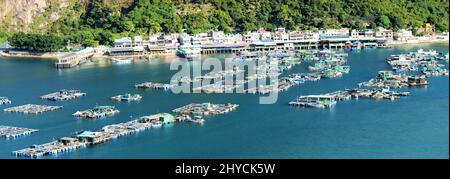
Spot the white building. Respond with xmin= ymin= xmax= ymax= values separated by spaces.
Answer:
xmin=288 ymin=31 xmax=305 ymax=40
xmin=256 ymin=28 xmax=273 ymax=40
xmin=114 ymin=37 xmax=133 ymax=47
xmin=243 ymin=31 xmax=261 ymax=43
xmin=133 ymin=36 xmax=144 ymax=47
xmin=304 ymin=31 xmax=320 ymax=40
xmin=375 ymin=27 xmax=394 ymax=40
xmin=394 ymin=29 xmax=414 ymax=41
xmin=318 ymin=28 xmax=349 ymax=37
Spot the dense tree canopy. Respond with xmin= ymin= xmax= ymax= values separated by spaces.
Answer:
xmin=8 ymin=32 xmax=64 ymax=52
xmin=6 ymin=0 xmax=450 ymax=50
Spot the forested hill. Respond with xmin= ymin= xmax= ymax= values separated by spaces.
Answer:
xmin=1 ymin=0 xmax=449 ymax=46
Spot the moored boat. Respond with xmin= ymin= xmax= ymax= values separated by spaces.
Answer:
xmin=110 ymin=58 xmax=133 ymax=64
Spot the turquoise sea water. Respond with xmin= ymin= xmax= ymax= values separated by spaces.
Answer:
xmin=0 ymin=43 xmax=448 ymax=159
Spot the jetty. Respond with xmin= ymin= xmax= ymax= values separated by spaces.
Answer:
xmin=55 ymin=47 xmax=95 ymax=68
xmin=73 ymin=106 xmax=119 ymax=119
xmin=3 ymin=104 xmax=63 ymax=114
xmin=0 ymin=97 xmax=11 ymax=105
xmin=0 ymin=125 xmax=38 ymax=139
xmin=40 ymin=89 xmax=86 ymax=101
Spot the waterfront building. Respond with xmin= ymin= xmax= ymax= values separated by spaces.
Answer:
xmin=289 ymin=31 xmax=305 ymax=40
xmin=179 ymin=33 xmax=192 ymax=45
xmin=109 ymin=46 xmax=144 ymax=56
xmin=273 ymin=27 xmax=289 ymax=41
xmin=56 ymin=47 xmax=95 ymax=68
xmin=193 ymin=33 xmax=212 ymax=45
xmin=375 ymin=27 xmax=394 ymax=40
xmin=109 ymin=27 xmax=396 ymax=55
xmin=319 ymin=28 xmax=350 ymax=38
xmin=76 ymin=131 xmax=103 ymax=144
xmin=114 ymin=37 xmax=133 ymax=48
xmin=256 ymin=28 xmax=273 ymax=40
xmin=304 ymin=30 xmax=320 ymax=40
xmin=134 ymin=36 xmax=143 ymax=47
xmin=394 ymin=29 xmax=415 ymax=41
xmin=140 ymin=113 xmax=175 ymax=124
xmin=243 ymin=31 xmax=260 ymax=43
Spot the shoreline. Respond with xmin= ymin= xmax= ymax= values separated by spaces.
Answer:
xmin=1 ymin=40 xmax=448 ymax=60
xmin=385 ymin=39 xmax=449 ymax=46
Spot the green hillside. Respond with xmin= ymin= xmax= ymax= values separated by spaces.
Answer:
xmin=2 ymin=0 xmax=449 ymax=47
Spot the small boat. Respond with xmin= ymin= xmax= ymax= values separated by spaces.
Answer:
xmin=191 ymin=116 xmax=205 ymax=124
xmin=110 ymin=58 xmax=133 ymax=64
xmin=151 ymin=121 xmax=163 ymax=128
xmin=72 ymin=111 xmax=83 ymax=117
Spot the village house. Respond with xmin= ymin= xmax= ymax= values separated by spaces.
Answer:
xmin=394 ymin=29 xmax=415 ymax=41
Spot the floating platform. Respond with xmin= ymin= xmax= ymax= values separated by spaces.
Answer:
xmin=13 ymin=138 xmax=86 ymax=158
xmin=13 ymin=101 xmax=238 ymax=158
xmin=13 ymin=113 xmax=169 ymax=158
xmin=3 ymin=104 xmax=63 ymax=114
xmin=0 ymin=125 xmax=38 ymax=139
xmin=289 ymin=95 xmax=337 ymax=108
xmin=40 ymin=89 xmax=86 ymax=101
xmin=358 ymin=71 xmax=428 ymax=89
xmin=73 ymin=106 xmax=119 ymax=119
xmin=111 ymin=94 xmax=142 ymax=101
xmin=172 ymin=103 xmax=239 ymax=116
xmin=0 ymin=97 xmax=11 ymax=105
xmin=135 ymin=82 xmax=173 ymax=90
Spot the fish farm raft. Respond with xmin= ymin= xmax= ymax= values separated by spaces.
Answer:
xmin=3 ymin=104 xmax=63 ymax=114
xmin=13 ymin=103 xmax=238 ymax=158
xmin=0 ymin=97 xmax=11 ymax=105
xmin=0 ymin=126 xmax=38 ymax=139
xmin=40 ymin=89 xmax=86 ymax=101
xmin=72 ymin=106 xmax=120 ymax=119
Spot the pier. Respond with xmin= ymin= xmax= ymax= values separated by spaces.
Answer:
xmin=55 ymin=47 xmax=95 ymax=68
xmin=0 ymin=125 xmax=38 ymax=139
xmin=3 ymin=104 xmax=63 ymax=114
xmin=40 ymin=89 xmax=86 ymax=101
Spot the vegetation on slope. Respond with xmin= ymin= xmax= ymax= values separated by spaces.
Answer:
xmin=3 ymin=0 xmax=449 ymax=51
